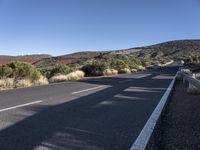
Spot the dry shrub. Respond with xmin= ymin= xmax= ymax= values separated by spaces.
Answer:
xmin=111 ymin=69 xmax=118 ymax=75
xmin=0 ymin=80 xmax=4 ymax=89
xmin=66 ymin=70 xmax=85 ymax=81
xmin=6 ymin=78 xmax=14 ymax=87
xmin=75 ymin=70 xmax=85 ymax=79
xmin=33 ymin=76 xmax=49 ymax=85
xmin=131 ymin=69 xmax=137 ymax=73
xmin=66 ymin=72 xmax=79 ymax=81
xmin=0 ymin=76 xmax=48 ymax=89
xmin=49 ymin=70 xmax=85 ymax=83
xmin=0 ymin=78 xmax=14 ymax=89
xmin=49 ymin=74 xmax=68 ymax=83
xmin=119 ymin=68 xmax=131 ymax=74
xmin=138 ymin=65 xmax=146 ymax=71
xmin=15 ymin=79 xmax=32 ymax=88
xmin=103 ymin=69 xmax=112 ymax=76
xmin=103 ymin=69 xmax=118 ymax=76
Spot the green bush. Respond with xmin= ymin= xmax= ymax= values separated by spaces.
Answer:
xmin=124 ymin=58 xmax=140 ymax=70
xmin=5 ymin=61 xmax=41 ymax=81
xmin=141 ymin=58 xmax=152 ymax=67
xmin=0 ymin=65 xmax=13 ymax=78
xmin=29 ymin=70 xmax=41 ymax=82
xmin=110 ymin=59 xmax=129 ymax=70
xmin=82 ymin=59 xmax=141 ymax=76
xmin=39 ymin=64 xmax=80 ymax=79
xmin=82 ymin=61 xmax=109 ymax=76
xmin=161 ymin=58 xmax=171 ymax=64
xmin=50 ymin=64 xmax=72 ymax=77
xmin=68 ymin=63 xmax=81 ymax=71
xmin=38 ymin=67 xmax=53 ymax=79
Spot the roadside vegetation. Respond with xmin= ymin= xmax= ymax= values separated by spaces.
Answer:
xmin=0 ymin=62 xmax=87 ymax=90
xmin=0 ymin=53 xmax=174 ymax=90
xmin=0 ymin=62 xmax=48 ymax=89
xmin=3 ymin=40 xmax=194 ymax=90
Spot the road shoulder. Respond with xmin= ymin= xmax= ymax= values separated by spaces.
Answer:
xmin=151 ymin=81 xmax=200 ymax=149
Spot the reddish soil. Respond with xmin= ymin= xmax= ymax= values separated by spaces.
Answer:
xmin=0 ymin=55 xmax=51 ymax=65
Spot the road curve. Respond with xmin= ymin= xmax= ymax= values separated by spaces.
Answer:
xmin=0 ymin=65 xmax=178 ymax=150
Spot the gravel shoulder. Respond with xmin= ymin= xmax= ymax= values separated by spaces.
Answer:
xmin=153 ymin=80 xmax=200 ymax=150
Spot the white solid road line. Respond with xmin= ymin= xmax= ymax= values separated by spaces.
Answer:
xmin=130 ymin=75 xmax=176 ymax=150
xmin=0 ymin=100 xmax=43 ymax=112
xmin=72 ymin=85 xmax=109 ymax=94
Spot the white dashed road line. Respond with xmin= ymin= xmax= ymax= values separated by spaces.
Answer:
xmin=72 ymin=85 xmax=109 ymax=94
xmin=0 ymin=100 xmax=43 ymax=112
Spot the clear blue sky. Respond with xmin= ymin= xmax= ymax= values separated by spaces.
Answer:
xmin=0 ymin=0 xmax=200 ymax=56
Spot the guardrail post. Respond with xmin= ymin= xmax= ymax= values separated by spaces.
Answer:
xmin=187 ymin=74 xmax=200 ymax=95
xmin=183 ymin=76 xmax=186 ymax=84
xmin=192 ymin=73 xmax=195 ymax=78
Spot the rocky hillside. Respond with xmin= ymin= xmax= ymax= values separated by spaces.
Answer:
xmin=135 ymin=40 xmax=200 ymax=61
xmin=1 ymin=40 xmax=200 ymax=67
xmin=103 ymin=40 xmax=200 ymax=61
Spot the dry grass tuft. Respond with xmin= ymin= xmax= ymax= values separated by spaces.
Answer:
xmin=138 ymin=65 xmax=146 ymax=71
xmin=0 ymin=76 xmax=49 ymax=89
xmin=33 ymin=76 xmax=49 ymax=85
xmin=119 ymin=68 xmax=131 ymax=74
xmin=49 ymin=70 xmax=85 ymax=83
xmin=0 ymin=78 xmax=14 ymax=89
xmin=74 ymin=70 xmax=85 ymax=79
xmin=15 ymin=79 xmax=32 ymax=88
xmin=66 ymin=72 xmax=79 ymax=81
xmin=131 ymin=69 xmax=137 ymax=73
xmin=49 ymin=74 xmax=68 ymax=83
xmin=103 ymin=69 xmax=118 ymax=76
xmin=66 ymin=70 xmax=85 ymax=81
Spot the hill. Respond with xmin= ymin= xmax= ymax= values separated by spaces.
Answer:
xmin=1 ymin=40 xmax=200 ymax=67
xmin=135 ymin=40 xmax=200 ymax=61
xmin=103 ymin=40 xmax=200 ymax=61
xmin=0 ymin=54 xmax=51 ymax=65
xmin=33 ymin=52 xmax=103 ymax=67
xmin=35 ymin=40 xmax=200 ymax=67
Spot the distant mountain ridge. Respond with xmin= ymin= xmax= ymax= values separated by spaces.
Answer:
xmin=0 ymin=54 xmax=51 ymax=65
xmin=33 ymin=52 xmax=103 ymax=67
xmin=1 ymin=39 xmax=200 ymax=66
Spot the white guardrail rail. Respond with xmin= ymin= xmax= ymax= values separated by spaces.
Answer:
xmin=178 ymin=68 xmax=200 ymax=93
xmin=182 ymin=73 xmax=200 ymax=89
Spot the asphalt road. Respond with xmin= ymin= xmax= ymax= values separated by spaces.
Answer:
xmin=0 ymin=65 xmax=179 ymax=150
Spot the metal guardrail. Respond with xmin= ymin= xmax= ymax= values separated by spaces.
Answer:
xmin=182 ymin=73 xmax=200 ymax=89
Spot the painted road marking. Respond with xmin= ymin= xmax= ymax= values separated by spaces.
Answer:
xmin=133 ymin=74 xmax=151 ymax=79
xmin=118 ymin=74 xmax=152 ymax=83
xmin=130 ymin=75 xmax=176 ymax=150
xmin=118 ymin=79 xmax=132 ymax=83
xmin=152 ymin=75 xmax=174 ymax=79
xmin=72 ymin=85 xmax=109 ymax=94
xmin=0 ymin=100 xmax=43 ymax=112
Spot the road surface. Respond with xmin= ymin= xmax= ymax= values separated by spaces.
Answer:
xmin=0 ymin=65 xmax=178 ymax=150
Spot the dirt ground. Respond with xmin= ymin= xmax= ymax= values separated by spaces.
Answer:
xmin=153 ymin=80 xmax=200 ymax=150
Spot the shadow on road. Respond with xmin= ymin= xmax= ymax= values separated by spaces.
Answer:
xmin=0 ymin=66 xmax=178 ymax=150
